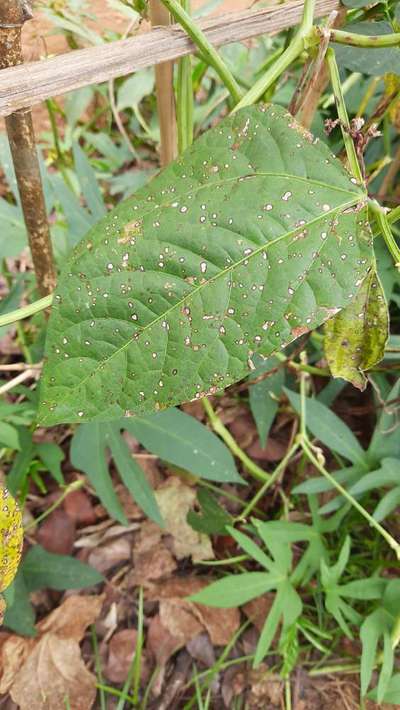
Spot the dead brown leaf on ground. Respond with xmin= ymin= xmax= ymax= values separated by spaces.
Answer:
xmin=0 ymin=595 xmax=103 ymax=710
xmin=154 ymin=477 xmax=214 ymax=562
xmin=37 ymin=508 xmax=76 ymax=555
xmin=105 ymin=628 xmax=141 ymax=684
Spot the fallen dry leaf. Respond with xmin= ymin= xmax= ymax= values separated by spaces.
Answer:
xmin=63 ymin=489 xmax=97 ymax=526
xmin=105 ymin=628 xmax=137 ymax=683
xmin=129 ymin=520 xmax=177 ymax=585
xmin=147 ymin=613 xmax=182 ymax=668
xmin=0 ymin=595 xmax=103 ymax=710
xmin=146 ymin=575 xmax=240 ymax=669
xmin=155 ymin=478 xmax=214 ymax=562
xmin=37 ymin=594 xmax=103 ymax=640
xmin=10 ymin=635 xmax=97 ymax=710
xmin=248 ymin=666 xmax=283 ymax=709
xmin=88 ymin=535 xmax=131 ymax=574
xmin=37 ymin=509 xmax=76 ymax=555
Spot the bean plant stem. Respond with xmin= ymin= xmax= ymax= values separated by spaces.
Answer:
xmin=24 ymin=479 xmax=84 ymax=532
xmin=160 ymin=0 xmax=242 ymax=103
xmin=326 ymin=48 xmax=363 ymax=184
xmin=330 ymin=28 xmax=400 ymax=47
xmin=237 ymin=442 xmax=299 ymax=521
xmin=369 ymin=200 xmax=400 ymax=270
xmin=177 ymin=0 xmax=194 ymax=153
xmin=202 ymin=397 xmax=270 ymax=483
xmin=233 ymin=0 xmax=316 ymax=111
xmin=0 ymin=294 xmax=53 ymax=328
xmin=301 ymin=438 xmax=400 ymax=560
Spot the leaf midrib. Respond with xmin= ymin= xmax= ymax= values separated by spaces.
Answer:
xmin=40 ymin=197 xmax=364 ymax=424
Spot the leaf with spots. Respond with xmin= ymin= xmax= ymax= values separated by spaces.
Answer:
xmin=324 ymin=269 xmax=389 ymax=391
xmin=38 ymin=104 xmax=373 ymax=426
xmin=0 ymin=487 xmax=23 ymax=623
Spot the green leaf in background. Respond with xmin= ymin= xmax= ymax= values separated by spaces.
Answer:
xmin=106 ymin=423 xmax=164 ymax=527
xmin=285 ymin=388 xmax=367 ymax=467
xmin=0 ymin=422 xmax=20 ymax=451
xmin=324 ymin=270 xmax=388 ymax=391
xmin=368 ymin=378 xmax=400 ymax=463
xmin=187 ymin=489 xmax=232 ymax=534
xmin=334 ymin=22 xmax=400 ymax=76
xmin=3 ymin=572 xmax=36 ymax=637
xmin=6 ymin=428 xmax=34 ymax=496
xmin=71 ymin=421 xmax=162 ymax=525
xmin=124 ymin=408 xmax=243 ymax=484
xmin=361 ymin=580 xmax=400 ymax=701
xmin=35 ymin=442 xmax=65 ymax=485
xmin=0 ymin=277 xmax=25 ymax=339
xmin=368 ymin=674 xmax=400 ymax=705
xmin=117 ymin=68 xmax=155 ymax=111
xmin=72 ymin=142 xmax=107 ymax=221
xmin=189 ymin=571 xmax=279 ymax=607
xmin=38 ymin=104 xmax=372 ymax=426
xmin=249 ymin=355 xmax=284 ymax=448
xmin=22 ymin=544 xmax=103 ymax=592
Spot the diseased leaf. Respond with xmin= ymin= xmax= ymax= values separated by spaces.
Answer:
xmin=324 ymin=269 xmax=388 ymax=390
xmin=0 ymin=488 xmax=23 ymax=623
xmin=38 ymin=104 xmax=372 ymax=426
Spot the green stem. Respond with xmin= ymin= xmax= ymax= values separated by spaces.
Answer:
xmin=160 ymin=0 xmax=242 ymax=103
xmin=370 ymin=199 xmax=400 ymax=269
xmin=326 ymin=48 xmax=364 ymax=184
xmin=202 ymin=397 xmax=270 ymax=483
xmin=308 ymin=663 xmax=361 ymax=676
xmin=301 ymin=438 xmax=400 ymax=560
xmin=0 ymin=294 xmax=53 ymax=328
xmin=388 ymin=205 xmax=400 ymax=225
xmin=24 ymin=479 xmax=84 ymax=532
xmin=177 ymin=0 xmax=194 ymax=153
xmin=330 ymin=28 xmax=400 ymax=47
xmin=233 ymin=0 xmax=316 ymax=111
xmin=299 ymin=353 xmax=308 ymax=439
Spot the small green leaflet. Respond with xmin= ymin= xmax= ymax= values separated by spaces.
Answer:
xmin=38 ymin=104 xmax=372 ymax=426
xmin=324 ymin=269 xmax=388 ymax=391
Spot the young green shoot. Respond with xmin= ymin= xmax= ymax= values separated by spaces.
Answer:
xmin=202 ymin=397 xmax=270 ymax=483
xmin=233 ymin=0 xmax=316 ymax=111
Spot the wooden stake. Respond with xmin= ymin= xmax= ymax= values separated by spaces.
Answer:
xmin=0 ymin=0 xmax=56 ymax=296
xmin=149 ymin=0 xmax=177 ymax=166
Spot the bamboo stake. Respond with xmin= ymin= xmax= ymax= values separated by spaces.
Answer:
xmin=149 ymin=0 xmax=177 ymax=166
xmin=0 ymin=0 xmax=56 ymax=296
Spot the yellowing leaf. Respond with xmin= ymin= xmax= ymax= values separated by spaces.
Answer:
xmin=324 ymin=269 xmax=389 ymax=390
xmin=0 ymin=487 xmax=23 ymax=622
